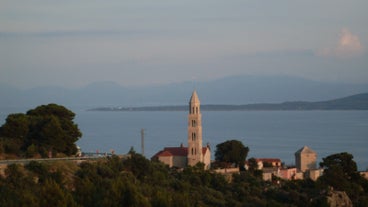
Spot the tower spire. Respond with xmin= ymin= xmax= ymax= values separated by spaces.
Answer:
xmin=187 ymin=90 xmax=203 ymax=166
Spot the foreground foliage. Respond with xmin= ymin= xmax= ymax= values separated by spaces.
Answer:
xmin=215 ymin=139 xmax=249 ymax=168
xmin=1 ymin=152 xmax=367 ymax=207
xmin=0 ymin=104 xmax=82 ymax=158
xmin=320 ymin=152 xmax=368 ymax=206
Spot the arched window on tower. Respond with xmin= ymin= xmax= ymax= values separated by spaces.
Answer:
xmin=191 ymin=148 xmax=194 ymax=155
xmin=196 ymin=107 xmax=198 ymax=114
xmin=192 ymin=132 xmax=196 ymax=141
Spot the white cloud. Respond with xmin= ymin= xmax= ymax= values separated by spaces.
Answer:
xmin=317 ymin=28 xmax=364 ymax=58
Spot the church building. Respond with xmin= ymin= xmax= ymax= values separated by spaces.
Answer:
xmin=151 ymin=91 xmax=211 ymax=169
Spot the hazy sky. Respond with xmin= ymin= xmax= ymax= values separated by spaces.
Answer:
xmin=1 ymin=0 xmax=367 ymax=89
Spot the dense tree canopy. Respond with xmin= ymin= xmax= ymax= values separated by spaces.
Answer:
xmin=320 ymin=152 xmax=359 ymax=187
xmin=319 ymin=152 xmax=368 ymax=205
xmin=0 ymin=104 xmax=82 ymax=157
xmin=0 ymin=151 xmax=368 ymax=206
xmin=215 ymin=140 xmax=249 ymax=168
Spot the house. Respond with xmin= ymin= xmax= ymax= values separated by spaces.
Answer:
xmin=255 ymin=158 xmax=282 ymax=169
xmin=151 ymin=91 xmax=211 ymax=169
xmin=152 ymin=145 xmax=187 ymax=168
xmin=262 ymin=167 xmax=277 ymax=181
xmin=278 ymin=167 xmax=303 ymax=180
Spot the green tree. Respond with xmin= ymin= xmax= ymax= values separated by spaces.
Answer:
xmin=123 ymin=151 xmax=152 ymax=181
xmin=0 ymin=113 xmax=29 ymax=155
xmin=215 ymin=140 xmax=249 ymax=168
xmin=0 ymin=104 xmax=82 ymax=157
xmin=25 ymin=161 xmax=49 ymax=183
xmin=25 ymin=144 xmax=38 ymax=157
xmin=319 ymin=152 xmax=368 ymax=206
xmin=27 ymin=104 xmax=82 ymax=156
xmin=39 ymin=179 xmax=78 ymax=207
xmin=0 ymin=113 xmax=29 ymax=139
xmin=26 ymin=103 xmax=76 ymax=120
xmin=319 ymin=152 xmax=360 ymax=190
xmin=247 ymin=157 xmax=258 ymax=171
xmin=1 ymin=164 xmax=41 ymax=207
xmin=247 ymin=157 xmax=262 ymax=177
xmin=4 ymin=164 xmax=32 ymax=188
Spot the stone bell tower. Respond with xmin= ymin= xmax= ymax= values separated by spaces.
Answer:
xmin=187 ymin=90 xmax=203 ymax=166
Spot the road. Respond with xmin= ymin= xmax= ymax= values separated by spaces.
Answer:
xmin=0 ymin=154 xmax=115 ymax=165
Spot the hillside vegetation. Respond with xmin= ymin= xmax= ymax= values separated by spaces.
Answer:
xmin=1 ymin=151 xmax=368 ymax=207
xmin=1 ymin=104 xmax=368 ymax=206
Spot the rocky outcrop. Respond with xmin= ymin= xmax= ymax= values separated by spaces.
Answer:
xmin=327 ymin=190 xmax=353 ymax=207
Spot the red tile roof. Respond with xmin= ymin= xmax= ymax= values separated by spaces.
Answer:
xmin=152 ymin=146 xmax=209 ymax=159
xmin=163 ymin=147 xmax=187 ymax=156
xmin=255 ymin=158 xmax=281 ymax=163
xmin=155 ymin=150 xmax=173 ymax=157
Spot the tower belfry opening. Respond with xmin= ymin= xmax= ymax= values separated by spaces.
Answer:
xmin=187 ymin=90 xmax=203 ymax=166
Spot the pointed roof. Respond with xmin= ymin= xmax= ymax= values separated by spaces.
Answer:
xmin=295 ymin=146 xmax=316 ymax=155
xmin=189 ymin=90 xmax=200 ymax=104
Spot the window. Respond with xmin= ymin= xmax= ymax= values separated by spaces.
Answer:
xmin=192 ymin=132 xmax=196 ymax=141
xmin=191 ymin=148 xmax=194 ymax=155
xmin=192 ymin=120 xmax=196 ymax=127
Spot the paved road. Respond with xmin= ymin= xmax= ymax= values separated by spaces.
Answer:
xmin=0 ymin=155 xmax=109 ymax=165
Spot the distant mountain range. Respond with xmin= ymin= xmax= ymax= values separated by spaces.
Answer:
xmin=1 ymin=75 xmax=368 ymax=108
xmin=89 ymin=92 xmax=368 ymax=111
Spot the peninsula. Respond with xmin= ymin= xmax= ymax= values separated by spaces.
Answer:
xmin=89 ymin=92 xmax=368 ymax=111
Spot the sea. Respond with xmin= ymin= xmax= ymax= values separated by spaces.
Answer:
xmin=1 ymin=107 xmax=367 ymax=171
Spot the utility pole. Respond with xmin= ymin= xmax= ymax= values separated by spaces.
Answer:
xmin=141 ymin=128 xmax=145 ymax=156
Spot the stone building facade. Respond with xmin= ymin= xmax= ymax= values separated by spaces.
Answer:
xmin=254 ymin=158 xmax=282 ymax=169
xmin=295 ymin=146 xmax=317 ymax=172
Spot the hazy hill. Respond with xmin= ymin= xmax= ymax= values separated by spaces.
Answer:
xmin=1 ymin=75 xmax=368 ymax=108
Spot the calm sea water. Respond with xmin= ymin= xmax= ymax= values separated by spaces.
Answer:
xmin=1 ymin=107 xmax=367 ymax=170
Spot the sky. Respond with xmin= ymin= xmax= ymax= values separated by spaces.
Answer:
xmin=1 ymin=0 xmax=368 ymax=89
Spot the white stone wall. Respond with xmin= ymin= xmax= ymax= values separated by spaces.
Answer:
xmin=158 ymin=156 xmax=173 ymax=167
xmin=202 ymin=148 xmax=211 ymax=169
